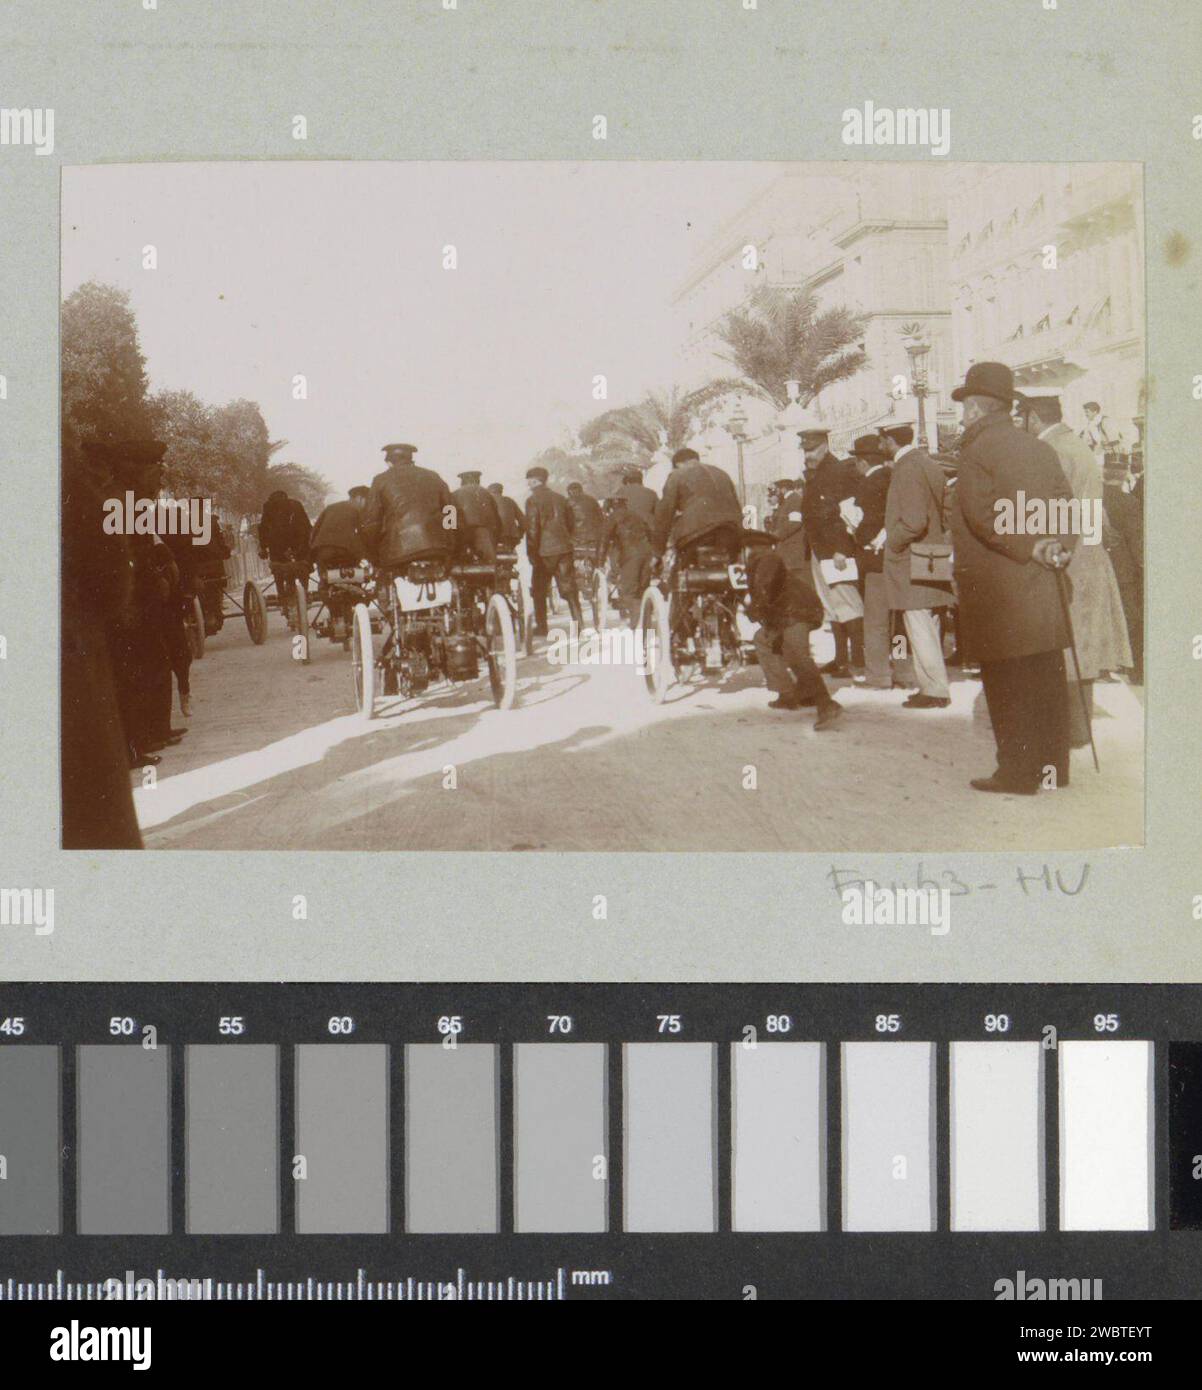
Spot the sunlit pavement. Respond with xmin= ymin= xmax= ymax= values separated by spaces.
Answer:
xmin=135 ymin=613 xmax=1145 ymax=852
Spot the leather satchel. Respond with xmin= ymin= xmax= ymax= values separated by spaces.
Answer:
xmin=910 ymin=541 xmax=953 ymax=583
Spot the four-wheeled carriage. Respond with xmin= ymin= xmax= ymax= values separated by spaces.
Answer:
xmin=638 ymin=530 xmax=772 ymax=703
xmin=183 ymin=531 xmax=279 ymax=652
xmin=188 ymin=572 xmax=271 ymax=650
xmin=351 ymin=555 xmax=518 ymax=720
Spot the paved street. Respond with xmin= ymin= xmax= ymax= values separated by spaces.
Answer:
xmin=131 ymin=604 xmax=1144 ymax=852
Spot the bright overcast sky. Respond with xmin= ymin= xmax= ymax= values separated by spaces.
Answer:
xmin=62 ymin=161 xmax=774 ymax=494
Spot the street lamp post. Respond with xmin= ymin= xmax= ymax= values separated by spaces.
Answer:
xmin=724 ymin=396 xmax=749 ymax=505
xmin=901 ymin=323 xmax=932 ymax=450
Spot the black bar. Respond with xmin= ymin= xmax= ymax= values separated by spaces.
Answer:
xmin=496 ymin=1041 xmax=514 ymax=1234
xmin=391 ymin=1043 xmax=405 ymax=1235
xmin=935 ymin=1040 xmax=950 ymax=1231
xmin=170 ymin=1042 xmax=186 ymax=1235
xmin=715 ymin=1040 xmax=732 ymax=1233
xmin=1168 ymin=1043 xmax=1202 ymax=1230
xmin=278 ymin=1040 xmax=295 ymax=1236
xmin=826 ymin=1038 xmax=841 ymax=1233
xmin=60 ymin=1043 xmax=76 ymax=1239
xmin=608 ymin=1041 xmax=622 ymax=1235
xmin=1044 ymin=1040 xmax=1059 ymax=1234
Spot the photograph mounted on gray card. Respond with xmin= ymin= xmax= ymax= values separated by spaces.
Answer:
xmin=60 ymin=160 xmax=1144 ymax=853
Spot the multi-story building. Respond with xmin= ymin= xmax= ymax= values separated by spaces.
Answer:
xmin=946 ymin=163 xmax=1144 ymax=435
xmin=672 ymin=164 xmax=953 ymax=497
xmin=669 ymin=163 xmax=1144 ymax=511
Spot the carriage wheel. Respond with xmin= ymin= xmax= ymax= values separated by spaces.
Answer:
xmin=638 ymin=586 xmax=671 ymax=704
xmin=485 ymin=592 xmax=518 ymax=710
xmin=293 ymin=578 xmax=310 ymax=663
xmin=244 ymin=582 xmax=268 ymax=644
xmin=351 ymin=602 xmax=376 ymax=719
xmin=186 ymin=595 xmax=206 ymax=659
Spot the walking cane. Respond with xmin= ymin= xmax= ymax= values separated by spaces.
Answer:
xmin=1054 ymin=563 xmax=1100 ymax=773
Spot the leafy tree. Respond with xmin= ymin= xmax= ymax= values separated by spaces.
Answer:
xmin=148 ymin=388 xmax=217 ymax=497
xmin=711 ymin=284 xmax=868 ymax=410
xmin=62 ymin=282 xmax=322 ymax=522
xmin=61 ymin=282 xmax=153 ymax=467
xmin=207 ymin=399 xmax=284 ymax=519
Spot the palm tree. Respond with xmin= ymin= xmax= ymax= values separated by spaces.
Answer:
xmin=711 ymin=284 xmax=868 ymax=410
xmin=578 ymin=383 xmax=737 ymax=470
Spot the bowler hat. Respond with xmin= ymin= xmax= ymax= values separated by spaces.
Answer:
xmin=950 ymin=361 xmax=1015 ymax=404
xmin=852 ymin=433 xmax=886 ymax=460
xmin=671 ymin=447 xmax=700 ymax=465
xmin=526 ymin=466 xmax=549 ymax=482
xmin=879 ymin=423 xmax=915 ymax=446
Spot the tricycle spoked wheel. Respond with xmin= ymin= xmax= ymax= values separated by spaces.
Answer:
xmin=244 ymin=581 xmax=268 ymax=644
xmin=638 ymin=585 xmax=671 ymax=704
xmin=485 ymin=591 xmax=518 ymax=710
xmin=186 ymin=595 xmax=206 ymax=659
xmin=516 ymin=583 xmax=534 ymax=657
xmin=293 ymin=578 xmax=310 ymax=663
xmin=351 ymin=602 xmax=376 ymax=719
xmin=594 ymin=570 xmax=611 ymax=632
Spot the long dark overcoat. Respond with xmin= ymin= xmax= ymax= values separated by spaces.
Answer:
xmin=949 ymin=412 xmax=1074 ymax=663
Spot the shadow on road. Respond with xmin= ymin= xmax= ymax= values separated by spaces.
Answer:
xmin=142 ymin=652 xmax=1143 ymax=851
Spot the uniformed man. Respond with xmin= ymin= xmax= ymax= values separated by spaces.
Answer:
xmin=361 ymin=443 xmax=456 ymax=572
xmin=771 ymin=476 xmax=808 ymax=575
xmin=487 ymin=481 xmax=526 ymax=550
xmin=598 ymin=494 xmax=653 ymax=627
xmin=651 ymin=447 xmax=742 ymax=562
xmin=565 ymin=481 xmax=605 ymax=563
xmin=798 ymin=419 xmax=864 ymax=677
xmin=452 ymin=469 xmax=502 ymax=564
xmin=309 ymin=486 xmax=369 ymax=568
xmin=616 ymin=468 xmax=658 ymax=529
xmin=524 ymin=465 xmax=582 ymax=632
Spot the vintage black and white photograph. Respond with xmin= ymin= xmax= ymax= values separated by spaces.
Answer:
xmin=60 ymin=160 xmax=1145 ymax=852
